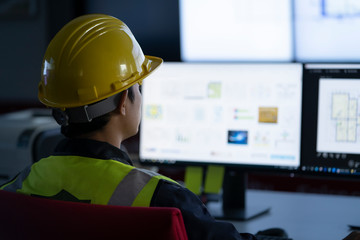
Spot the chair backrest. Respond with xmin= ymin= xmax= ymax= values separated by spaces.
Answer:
xmin=0 ymin=190 xmax=188 ymax=240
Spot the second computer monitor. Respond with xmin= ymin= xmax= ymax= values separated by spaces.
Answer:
xmin=301 ymin=64 xmax=360 ymax=177
xmin=140 ymin=63 xmax=303 ymax=171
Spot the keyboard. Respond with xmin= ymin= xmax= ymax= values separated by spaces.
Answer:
xmin=255 ymin=234 xmax=293 ymax=240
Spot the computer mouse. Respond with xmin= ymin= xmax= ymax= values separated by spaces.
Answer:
xmin=256 ymin=227 xmax=288 ymax=238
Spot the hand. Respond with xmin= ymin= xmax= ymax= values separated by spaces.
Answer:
xmin=343 ymin=231 xmax=360 ymax=240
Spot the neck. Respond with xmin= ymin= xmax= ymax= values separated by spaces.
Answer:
xmin=79 ymin=110 xmax=134 ymax=149
xmin=84 ymin=131 xmax=123 ymax=149
xmin=80 ymin=121 xmax=125 ymax=149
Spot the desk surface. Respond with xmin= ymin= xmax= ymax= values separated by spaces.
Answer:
xmin=227 ymin=190 xmax=359 ymax=240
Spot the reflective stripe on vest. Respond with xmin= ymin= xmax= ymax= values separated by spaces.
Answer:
xmin=108 ymin=168 xmax=158 ymax=206
xmin=1 ymin=166 xmax=31 ymax=192
xmin=0 ymin=156 xmax=177 ymax=207
xmin=109 ymin=167 xmax=178 ymax=207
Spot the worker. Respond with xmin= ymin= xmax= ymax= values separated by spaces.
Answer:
xmin=1 ymin=13 xmax=359 ymax=240
xmin=0 ymin=14 xmax=255 ymax=239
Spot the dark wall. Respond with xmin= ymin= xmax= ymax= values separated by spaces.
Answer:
xmin=0 ymin=0 xmax=47 ymax=103
xmin=85 ymin=0 xmax=180 ymax=61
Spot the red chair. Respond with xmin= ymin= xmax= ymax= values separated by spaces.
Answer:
xmin=0 ymin=190 xmax=188 ymax=240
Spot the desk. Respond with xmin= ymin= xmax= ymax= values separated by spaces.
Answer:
xmin=229 ymin=190 xmax=360 ymax=240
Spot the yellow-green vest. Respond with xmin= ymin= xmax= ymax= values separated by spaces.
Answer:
xmin=1 ymin=155 xmax=176 ymax=207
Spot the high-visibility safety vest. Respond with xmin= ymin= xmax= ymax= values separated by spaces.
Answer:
xmin=1 ymin=156 xmax=177 ymax=207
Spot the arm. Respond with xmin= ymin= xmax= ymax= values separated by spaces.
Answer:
xmin=151 ymin=180 xmax=256 ymax=240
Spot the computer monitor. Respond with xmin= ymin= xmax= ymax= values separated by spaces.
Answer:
xmin=139 ymin=62 xmax=303 ymax=219
xmin=301 ymin=64 xmax=360 ymax=177
xmin=180 ymin=0 xmax=360 ymax=63
xmin=294 ymin=0 xmax=360 ymax=62
xmin=179 ymin=0 xmax=293 ymax=62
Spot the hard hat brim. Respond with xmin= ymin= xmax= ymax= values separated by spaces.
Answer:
xmin=145 ymin=55 xmax=163 ymax=73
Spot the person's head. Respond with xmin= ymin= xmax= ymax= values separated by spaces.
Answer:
xmin=38 ymin=14 xmax=162 ymax=140
xmin=58 ymin=85 xmax=136 ymax=138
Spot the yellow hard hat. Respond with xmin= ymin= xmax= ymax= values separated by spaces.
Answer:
xmin=38 ymin=14 xmax=163 ymax=112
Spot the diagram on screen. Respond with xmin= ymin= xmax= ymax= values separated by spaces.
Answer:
xmin=295 ymin=0 xmax=360 ymax=62
xmin=332 ymin=93 xmax=357 ymax=142
xmin=321 ymin=0 xmax=360 ymax=18
xmin=317 ymin=79 xmax=360 ymax=154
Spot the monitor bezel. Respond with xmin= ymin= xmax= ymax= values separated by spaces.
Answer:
xmin=299 ymin=63 xmax=360 ymax=179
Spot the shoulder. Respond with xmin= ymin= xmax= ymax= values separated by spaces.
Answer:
xmin=152 ymin=179 xmax=206 ymax=210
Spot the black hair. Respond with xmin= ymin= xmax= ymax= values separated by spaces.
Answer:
xmin=61 ymin=86 xmax=135 ymax=138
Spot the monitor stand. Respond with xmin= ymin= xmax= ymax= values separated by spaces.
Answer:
xmin=206 ymin=168 xmax=270 ymax=221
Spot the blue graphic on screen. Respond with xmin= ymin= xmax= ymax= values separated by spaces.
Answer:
xmin=228 ymin=130 xmax=248 ymax=145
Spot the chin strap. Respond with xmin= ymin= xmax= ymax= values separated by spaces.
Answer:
xmin=52 ymin=93 xmax=122 ymax=126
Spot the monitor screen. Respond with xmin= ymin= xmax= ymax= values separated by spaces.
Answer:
xmin=180 ymin=0 xmax=360 ymax=62
xmin=179 ymin=0 xmax=293 ymax=62
xmin=301 ymin=64 xmax=360 ymax=177
xmin=139 ymin=63 xmax=303 ymax=171
xmin=294 ymin=0 xmax=360 ymax=62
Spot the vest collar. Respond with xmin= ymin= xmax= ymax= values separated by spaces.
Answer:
xmin=53 ymin=138 xmax=133 ymax=166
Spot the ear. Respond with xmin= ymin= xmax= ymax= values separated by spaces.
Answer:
xmin=118 ymin=90 xmax=128 ymax=116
